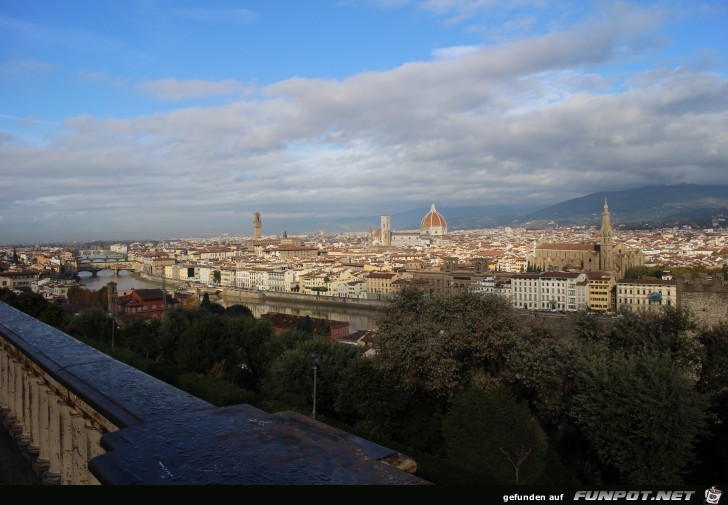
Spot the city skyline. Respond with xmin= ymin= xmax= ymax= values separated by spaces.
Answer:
xmin=1 ymin=1 xmax=727 ymax=243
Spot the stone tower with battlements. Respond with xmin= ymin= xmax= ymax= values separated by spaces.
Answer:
xmin=253 ymin=212 xmax=262 ymax=240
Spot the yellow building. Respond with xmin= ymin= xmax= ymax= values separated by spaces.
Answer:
xmin=585 ymin=271 xmax=616 ymax=313
xmin=366 ymin=271 xmax=399 ymax=300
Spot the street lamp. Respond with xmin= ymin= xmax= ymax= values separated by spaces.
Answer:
xmin=111 ymin=314 xmax=116 ymax=348
xmin=311 ymin=352 xmax=320 ymax=419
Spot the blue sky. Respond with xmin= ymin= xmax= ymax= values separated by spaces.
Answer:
xmin=1 ymin=0 xmax=726 ymax=243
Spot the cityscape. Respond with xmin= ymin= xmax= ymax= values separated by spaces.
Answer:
xmin=1 ymin=0 xmax=727 ymax=493
xmin=2 ymin=202 xmax=726 ymax=324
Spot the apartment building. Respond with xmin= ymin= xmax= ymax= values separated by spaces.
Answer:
xmin=510 ymin=271 xmax=587 ymax=311
xmin=616 ymin=278 xmax=678 ymax=314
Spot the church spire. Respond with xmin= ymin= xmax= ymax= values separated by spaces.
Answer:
xmin=600 ymin=198 xmax=614 ymax=273
xmin=601 ymin=198 xmax=612 ymax=240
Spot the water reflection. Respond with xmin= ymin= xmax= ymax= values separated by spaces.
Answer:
xmin=217 ymin=297 xmax=381 ymax=332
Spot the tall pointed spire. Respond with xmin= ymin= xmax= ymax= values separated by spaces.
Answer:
xmin=600 ymin=198 xmax=614 ymax=273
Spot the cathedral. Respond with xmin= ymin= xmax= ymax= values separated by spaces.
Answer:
xmin=527 ymin=200 xmax=644 ymax=279
xmin=370 ymin=203 xmax=450 ymax=248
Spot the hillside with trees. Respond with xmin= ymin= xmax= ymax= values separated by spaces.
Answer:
xmin=1 ymin=286 xmax=725 ymax=485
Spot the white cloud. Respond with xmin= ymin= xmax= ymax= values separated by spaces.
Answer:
xmin=0 ymin=59 xmax=57 ymax=78
xmin=138 ymin=78 xmax=251 ymax=100
xmin=1 ymin=1 xmax=726 ymax=242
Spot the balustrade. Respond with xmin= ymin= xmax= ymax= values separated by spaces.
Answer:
xmin=0 ymin=301 xmax=425 ymax=485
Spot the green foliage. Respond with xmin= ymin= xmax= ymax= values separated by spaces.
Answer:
xmin=176 ymin=373 xmax=256 ymax=407
xmin=374 ymin=287 xmax=519 ymax=399
xmin=145 ymin=361 xmax=186 ymax=385
xmin=262 ymin=339 xmax=359 ymax=417
xmin=443 ymin=387 xmax=548 ymax=484
xmin=696 ymin=321 xmax=728 ymax=397
xmin=502 ymin=321 xmax=577 ymax=429
xmin=690 ymin=322 xmax=728 ymax=483
xmin=300 ymin=315 xmax=314 ymax=335
xmin=0 ymin=288 xmax=71 ymax=328
xmin=571 ymin=348 xmax=709 ymax=484
xmin=174 ymin=313 xmax=235 ymax=374
xmin=0 ymin=287 xmax=17 ymax=305
xmin=334 ymin=357 xmax=410 ymax=441
xmin=570 ymin=310 xmax=607 ymax=343
xmin=66 ymin=306 xmax=113 ymax=343
xmin=225 ymin=304 xmax=254 ymax=318
xmin=119 ymin=317 xmax=161 ymax=359
xmin=608 ymin=306 xmax=701 ymax=372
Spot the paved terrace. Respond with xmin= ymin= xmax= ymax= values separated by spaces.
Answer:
xmin=0 ymin=301 xmax=426 ymax=485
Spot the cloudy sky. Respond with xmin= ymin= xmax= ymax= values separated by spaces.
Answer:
xmin=1 ymin=0 xmax=726 ymax=243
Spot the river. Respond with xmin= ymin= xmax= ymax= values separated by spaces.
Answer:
xmin=77 ymin=270 xmax=382 ymax=332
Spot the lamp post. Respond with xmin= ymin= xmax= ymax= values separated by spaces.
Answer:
xmin=111 ymin=314 xmax=116 ymax=348
xmin=311 ymin=352 xmax=320 ymax=419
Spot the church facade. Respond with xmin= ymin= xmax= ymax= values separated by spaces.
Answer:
xmin=527 ymin=200 xmax=644 ymax=280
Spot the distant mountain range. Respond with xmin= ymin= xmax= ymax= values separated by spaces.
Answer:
xmin=321 ymin=184 xmax=728 ymax=232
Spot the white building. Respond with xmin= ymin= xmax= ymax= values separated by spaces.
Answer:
xmin=616 ymin=278 xmax=678 ymax=314
xmin=469 ymin=277 xmax=512 ymax=301
xmin=510 ymin=272 xmax=587 ymax=312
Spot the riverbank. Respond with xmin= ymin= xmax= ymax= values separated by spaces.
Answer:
xmin=132 ymin=272 xmax=191 ymax=290
xmin=222 ymin=287 xmax=390 ymax=312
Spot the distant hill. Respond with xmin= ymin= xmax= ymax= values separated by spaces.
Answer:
xmin=519 ymin=184 xmax=728 ymax=229
xmin=318 ymin=184 xmax=728 ymax=233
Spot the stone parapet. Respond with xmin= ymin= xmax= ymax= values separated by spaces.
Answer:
xmin=0 ymin=301 xmax=426 ymax=485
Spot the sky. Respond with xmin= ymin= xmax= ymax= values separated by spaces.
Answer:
xmin=1 ymin=0 xmax=726 ymax=244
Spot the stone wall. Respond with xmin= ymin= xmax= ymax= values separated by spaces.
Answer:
xmin=680 ymin=290 xmax=728 ymax=329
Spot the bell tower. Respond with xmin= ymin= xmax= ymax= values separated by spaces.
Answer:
xmin=380 ymin=214 xmax=391 ymax=247
xmin=599 ymin=199 xmax=614 ymax=274
xmin=253 ymin=212 xmax=262 ymax=240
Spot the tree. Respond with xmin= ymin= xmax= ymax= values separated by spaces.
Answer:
xmin=121 ymin=317 xmax=161 ymax=359
xmin=66 ymin=307 xmax=113 ymax=342
xmin=262 ymin=339 xmax=359 ymax=417
xmin=442 ymin=387 xmax=548 ymax=484
xmin=501 ymin=320 xmax=577 ymax=429
xmin=212 ymin=270 xmax=221 ymax=284
xmin=174 ymin=313 xmax=234 ymax=374
xmin=690 ymin=321 xmax=728 ymax=483
xmin=224 ymin=315 xmax=273 ymax=390
xmin=374 ymin=287 xmax=519 ymax=399
xmin=570 ymin=348 xmax=709 ymax=485
xmin=334 ymin=357 xmax=410 ymax=441
xmin=225 ymin=304 xmax=254 ymax=318
xmin=570 ymin=310 xmax=607 ymax=343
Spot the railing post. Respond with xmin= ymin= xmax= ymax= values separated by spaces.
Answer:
xmin=36 ymin=380 xmax=51 ymax=476
xmin=59 ymin=401 xmax=74 ymax=484
xmin=0 ymin=349 xmax=8 ymax=411
xmin=12 ymin=358 xmax=24 ymax=439
xmin=30 ymin=379 xmax=41 ymax=452
xmin=22 ymin=363 xmax=33 ymax=449
xmin=71 ymin=410 xmax=88 ymax=484
xmin=86 ymin=425 xmax=103 ymax=485
xmin=44 ymin=390 xmax=62 ymax=485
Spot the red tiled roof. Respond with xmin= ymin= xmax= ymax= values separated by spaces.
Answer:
xmin=537 ymin=243 xmax=596 ymax=251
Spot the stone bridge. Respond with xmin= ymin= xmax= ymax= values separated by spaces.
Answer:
xmin=74 ymin=261 xmax=137 ymax=276
xmin=0 ymin=301 xmax=426 ymax=485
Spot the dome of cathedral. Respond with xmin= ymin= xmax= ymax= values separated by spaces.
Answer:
xmin=420 ymin=203 xmax=447 ymax=235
